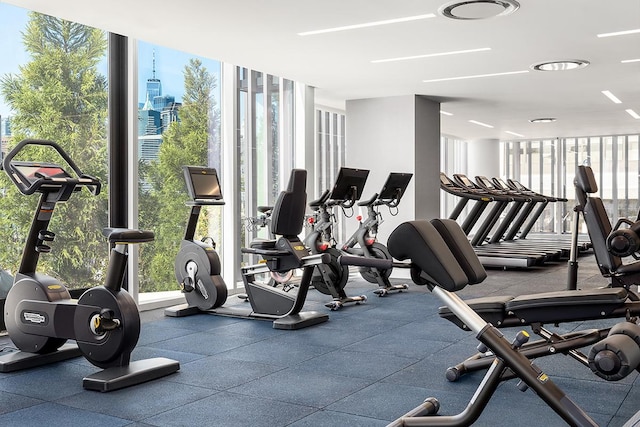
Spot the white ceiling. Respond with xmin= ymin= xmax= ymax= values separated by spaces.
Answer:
xmin=4 ymin=0 xmax=640 ymax=140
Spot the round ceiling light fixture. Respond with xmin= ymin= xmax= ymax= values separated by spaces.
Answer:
xmin=438 ymin=0 xmax=520 ymax=20
xmin=529 ymin=118 xmax=557 ymax=123
xmin=530 ymin=60 xmax=590 ymax=72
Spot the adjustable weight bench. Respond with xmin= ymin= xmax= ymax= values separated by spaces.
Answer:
xmin=433 ymin=212 xmax=640 ymax=383
xmin=386 ymin=218 xmax=598 ymax=426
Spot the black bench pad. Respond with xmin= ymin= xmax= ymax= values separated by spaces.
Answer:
xmin=439 ymin=288 xmax=629 ymax=329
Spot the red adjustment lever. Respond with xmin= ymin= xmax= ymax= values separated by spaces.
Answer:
xmin=356 ymin=215 xmax=362 ymax=222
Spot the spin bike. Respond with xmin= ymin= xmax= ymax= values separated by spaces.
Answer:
xmin=340 ymin=172 xmax=413 ymax=296
xmin=304 ymin=167 xmax=371 ymax=310
xmin=0 ymin=139 xmax=179 ymax=391
xmin=166 ymin=166 xmax=334 ymax=329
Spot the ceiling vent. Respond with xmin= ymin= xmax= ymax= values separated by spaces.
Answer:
xmin=530 ymin=60 xmax=590 ymax=71
xmin=438 ymin=0 xmax=520 ymax=20
xmin=529 ymin=118 xmax=557 ymax=123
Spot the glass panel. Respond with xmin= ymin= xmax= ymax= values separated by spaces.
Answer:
xmin=537 ymin=140 xmax=555 ymax=232
xmin=314 ymin=107 xmax=347 ymax=239
xmin=0 ymin=7 xmax=109 ymax=291
xmin=631 ymin=135 xmax=640 ymax=217
xmin=136 ymin=41 xmax=222 ymax=293
xmin=500 ymin=134 xmax=640 ymax=235
xmin=238 ymin=73 xmax=295 ymax=266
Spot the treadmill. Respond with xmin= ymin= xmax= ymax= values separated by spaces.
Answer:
xmin=472 ymin=175 xmax=566 ymax=259
xmin=440 ymin=172 xmax=545 ymax=268
xmin=501 ymin=178 xmax=591 ymax=252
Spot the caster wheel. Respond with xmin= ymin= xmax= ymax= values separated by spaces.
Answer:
xmin=445 ymin=367 xmax=461 ymax=382
xmin=377 ymin=289 xmax=388 ymax=297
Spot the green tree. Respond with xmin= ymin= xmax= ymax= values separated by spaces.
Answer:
xmin=0 ymin=13 xmax=108 ymax=288
xmin=139 ymin=58 xmax=220 ymax=291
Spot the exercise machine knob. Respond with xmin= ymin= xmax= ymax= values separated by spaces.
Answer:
xmin=512 ymin=330 xmax=530 ymax=349
xmin=90 ymin=308 xmax=121 ymax=335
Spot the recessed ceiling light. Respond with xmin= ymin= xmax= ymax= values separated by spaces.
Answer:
xmin=423 ymin=69 xmax=528 ymax=83
xmin=597 ymin=28 xmax=640 ymax=38
xmin=298 ymin=14 xmax=436 ymax=36
xmin=440 ymin=110 xmax=454 ymax=116
xmin=529 ymin=118 xmax=556 ymax=123
xmin=530 ymin=60 xmax=590 ymax=71
xmin=439 ymin=0 xmax=520 ymax=20
xmin=372 ymin=47 xmax=490 ymax=64
xmin=505 ymin=131 xmax=525 ymax=137
xmin=601 ymin=90 xmax=622 ymax=104
xmin=626 ymin=109 xmax=640 ymax=119
xmin=622 ymin=58 xmax=640 ymax=63
xmin=469 ymin=120 xmax=494 ymax=128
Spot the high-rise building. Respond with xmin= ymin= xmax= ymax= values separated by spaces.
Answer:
xmin=138 ymin=94 xmax=162 ymax=137
xmin=153 ymin=94 xmax=174 ymax=111
xmin=160 ymin=102 xmax=181 ymax=133
xmin=137 ymin=51 xmax=182 ymax=165
xmin=145 ymin=50 xmax=162 ymax=100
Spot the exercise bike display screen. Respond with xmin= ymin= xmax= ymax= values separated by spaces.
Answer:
xmin=184 ymin=166 xmax=222 ymax=200
xmin=14 ymin=164 xmax=71 ymax=183
xmin=379 ymin=172 xmax=413 ymax=201
xmin=330 ymin=167 xmax=369 ymax=201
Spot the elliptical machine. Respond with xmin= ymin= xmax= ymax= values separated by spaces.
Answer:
xmin=0 ymin=139 xmax=179 ymax=391
xmin=165 ymin=166 xmax=331 ymax=329
xmin=340 ymin=172 xmax=412 ymax=296
xmin=304 ymin=167 xmax=370 ymax=310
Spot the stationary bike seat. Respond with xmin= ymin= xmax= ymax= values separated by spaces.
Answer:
xmin=105 ymin=228 xmax=155 ymax=244
xmin=250 ymin=238 xmax=277 ymax=250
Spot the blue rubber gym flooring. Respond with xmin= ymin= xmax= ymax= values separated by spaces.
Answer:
xmin=1 ymin=252 xmax=638 ymax=426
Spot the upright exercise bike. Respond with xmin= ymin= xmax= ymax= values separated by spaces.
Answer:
xmin=304 ymin=167 xmax=370 ymax=310
xmin=340 ymin=172 xmax=412 ymax=296
xmin=166 ymin=166 xmax=331 ymax=329
xmin=0 ymin=139 xmax=179 ymax=391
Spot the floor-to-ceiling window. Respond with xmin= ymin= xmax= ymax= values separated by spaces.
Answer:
xmin=0 ymin=3 xmax=315 ymax=308
xmin=135 ymin=41 xmax=222 ymax=297
xmin=0 ymin=6 xmax=109 ymax=295
xmin=502 ymin=134 xmax=640 ymax=234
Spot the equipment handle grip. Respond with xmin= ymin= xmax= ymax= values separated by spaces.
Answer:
xmin=338 ymin=254 xmax=392 ymax=269
xmin=2 ymin=139 xmax=101 ymax=195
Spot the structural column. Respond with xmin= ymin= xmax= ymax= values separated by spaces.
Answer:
xmin=345 ymin=95 xmax=441 ymax=243
xmin=467 ymin=138 xmax=500 ymax=180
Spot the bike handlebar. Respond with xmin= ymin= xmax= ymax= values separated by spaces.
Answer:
xmin=2 ymin=139 xmax=101 ymax=196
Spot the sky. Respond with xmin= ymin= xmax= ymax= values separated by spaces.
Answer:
xmin=0 ymin=3 xmax=222 ymax=123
